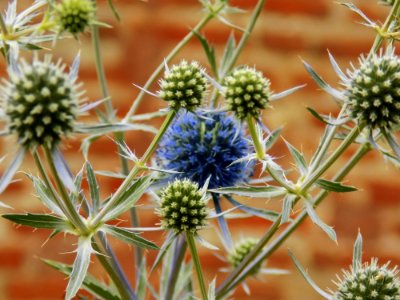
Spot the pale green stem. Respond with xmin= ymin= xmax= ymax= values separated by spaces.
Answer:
xmin=186 ymin=233 xmax=208 ymax=300
xmin=300 ymin=124 xmax=364 ymax=192
xmin=246 ymin=115 xmax=265 ymax=160
xmin=210 ymin=0 xmax=266 ymax=107
xmin=43 ymin=146 xmax=88 ymax=233
xmin=369 ymin=0 xmax=400 ymax=58
xmin=91 ymin=110 xmax=177 ymax=226
xmin=123 ymin=3 xmax=227 ymax=122
xmin=217 ymin=144 xmax=371 ymax=296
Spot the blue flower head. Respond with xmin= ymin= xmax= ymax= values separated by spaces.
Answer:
xmin=156 ymin=111 xmax=253 ymax=189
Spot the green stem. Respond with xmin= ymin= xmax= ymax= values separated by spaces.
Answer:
xmin=164 ymin=235 xmax=188 ymax=300
xmin=246 ymin=115 xmax=264 ymax=160
xmin=210 ymin=0 xmax=266 ymax=107
xmin=300 ymin=124 xmax=363 ymax=192
xmin=186 ymin=233 xmax=208 ymax=300
xmin=123 ymin=3 xmax=227 ymax=122
xmin=92 ymin=110 xmax=177 ymax=226
xmin=43 ymin=147 xmax=88 ymax=233
xmin=217 ymin=144 xmax=371 ymax=296
xmin=92 ymin=235 xmax=137 ymax=300
xmin=369 ymin=0 xmax=400 ymax=58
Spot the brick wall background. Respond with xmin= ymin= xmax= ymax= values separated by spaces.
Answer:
xmin=0 ymin=0 xmax=399 ymax=299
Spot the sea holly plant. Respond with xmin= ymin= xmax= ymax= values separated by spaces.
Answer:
xmin=0 ymin=0 xmax=399 ymax=299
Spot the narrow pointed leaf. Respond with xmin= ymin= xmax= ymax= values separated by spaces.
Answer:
xmin=219 ymin=33 xmax=236 ymax=77
xmin=151 ymin=232 xmax=177 ymax=272
xmin=42 ymin=259 xmax=121 ymax=300
xmin=211 ymin=186 xmax=287 ymax=198
xmin=212 ymin=194 xmax=232 ymax=248
xmin=304 ymin=201 xmax=337 ymax=242
xmin=208 ymin=278 xmax=216 ymax=300
xmin=3 ymin=213 xmax=68 ymax=229
xmin=284 ymin=140 xmax=308 ymax=175
xmin=65 ymin=238 xmax=93 ymax=300
xmin=288 ymin=250 xmax=332 ymax=299
xmin=107 ymin=0 xmax=120 ymax=21
xmin=328 ymin=51 xmax=347 ymax=81
xmin=281 ymin=194 xmax=297 ymax=225
xmin=130 ymin=110 xmax=168 ymax=122
xmin=270 ymin=85 xmax=306 ymax=101
xmin=30 ymin=175 xmax=65 ymax=216
xmin=76 ymin=123 xmax=157 ymax=135
xmin=104 ymin=225 xmax=158 ymax=250
xmin=264 ymin=127 xmax=282 ymax=152
xmin=52 ymin=148 xmax=76 ymax=193
xmin=0 ymin=148 xmax=25 ymax=194
xmin=224 ymin=195 xmax=279 ymax=221
xmin=85 ymin=162 xmax=100 ymax=214
xmin=193 ymin=30 xmax=218 ymax=76
xmin=352 ymin=231 xmax=363 ymax=272
xmin=102 ymin=175 xmax=153 ymax=222
xmin=316 ymin=179 xmax=357 ymax=193
xmin=302 ymin=60 xmax=343 ymax=99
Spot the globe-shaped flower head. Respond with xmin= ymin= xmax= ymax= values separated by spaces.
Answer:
xmin=1 ymin=56 xmax=81 ymax=149
xmin=222 ymin=66 xmax=271 ymax=120
xmin=159 ymin=179 xmax=208 ymax=234
xmin=344 ymin=50 xmax=400 ymax=131
xmin=158 ymin=60 xmax=208 ymax=111
xmin=55 ymin=0 xmax=96 ymax=35
xmin=228 ymin=238 xmax=262 ymax=276
xmin=156 ymin=111 xmax=253 ymax=189
xmin=333 ymin=259 xmax=400 ymax=300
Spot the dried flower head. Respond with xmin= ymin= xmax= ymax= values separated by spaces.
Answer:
xmin=222 ymin=66 xmax=271 ymax=120
xmin=344 ymin=50 xmax=400 ymax=131
xmin=228 ymin=238 xmax=262 ymax=275
xmin=159 ymin=179 xmax=208 ymax=234
xmin=55 ymin=0 xmax=96 ymax=35
xmin=158 ymin=60 xmax=208 ymax=111
xmin=156 ymin=111 xmax=253 ymax=189
xmin=1 ymin=56 xmax=81 ymax=149
xmin=333 ymin=259 xmax=400 ymax=300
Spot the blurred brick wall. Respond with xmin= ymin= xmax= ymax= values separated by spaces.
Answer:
xmin=0 ymin=0 xmax=399 ymax=299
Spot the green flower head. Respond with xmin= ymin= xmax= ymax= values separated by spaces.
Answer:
xmin=55 ymin=0 xmax=96 ymax=35
xmin=159 ymin=179 xmax=208 ymax=234
xmin=158 ymin=60 xmax=208 ymax=111
xmin=344 ymin=50 xmax=400 ymax=131
xmin=228 ymin=238 xmax=262 ymax=276
xmin=1 ymin=56 xmax=82 ymax=149
xmin=222 ymin=66 xmax=271 ymax=120
xmin=333 ymin=259 xmax=400 ymax=300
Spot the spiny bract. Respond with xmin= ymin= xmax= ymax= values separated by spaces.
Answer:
xmin=228 ymin=238 xmax=262 ymax=275
xmin=158 ymin=60 xmax=208 ymax=111
xmin=333 ymin=259 xmax=400 ymax=300
xmin=222 ymin=66 xmax=271 ymax=120
xmin=379 ymin=0 xmax=394 ymax=5
xmin=156 ymin=111 xmax=253 ymax=189
xmin=1 ymin=57 xmax=80 ymax=149
xmin=159 ymin=179 xmax=208 ymax=234
xmin=344 ymin=50 xmax=400 ymax=131
xmin=55 ymin=0 xmax=96 ymax=35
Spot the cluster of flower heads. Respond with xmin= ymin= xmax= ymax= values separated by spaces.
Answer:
xmin=156 ymin=111 xmax=253 ymax=189
xmin=222 ymin=67 xmax=271 ymax=120
xmin=158 ymin=179 xmax=209 ymax=234
xmin=333 ymin=259 xmax=400 ymax=300
xmin=0 ymin=56 xmax=81 ymax=149
xmin=228 ymin=238 xmax=262 ymax=276
xmin=344 ymin=50 xmax=400 ymax=131
xmin=54 ymin=0 xmax=96 ymax=35
xmin=158 ymin=60 xmax=208 ymax=111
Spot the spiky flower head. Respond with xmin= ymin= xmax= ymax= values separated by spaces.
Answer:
xmin=228 ymin=239 xmax=262 ymax=275
xmin=158 ymin=60 xmax=208 ymax=111
xmin=344 ymin=50 xmax=400 ymax=131
xmin=156 ymin=111 xmax=253 ymax=189
xmin=159 ymin=179 xmax=208 ymax=234
xmin=55 ymin=0 xmax=96 ymax=35
xmin=333 ymin=259 xmax=400 ymax=300
xmin=222 ymin=66 xmax=271 ymax=120
xmin=1 ymin=56 xmax=81 ymax=149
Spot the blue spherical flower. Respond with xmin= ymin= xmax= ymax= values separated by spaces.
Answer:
xmin=156 ymin=111 xmax=253 ymax=189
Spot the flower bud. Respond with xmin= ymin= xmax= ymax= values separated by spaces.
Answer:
xmin=228 ymin=238 xmax=262 ymax=275
xmin=55 ymin=0 xmax=96 ymax=35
